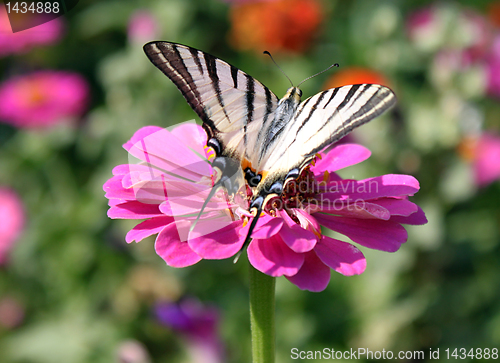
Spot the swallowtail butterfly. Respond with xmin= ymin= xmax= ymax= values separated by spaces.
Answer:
xmin=143 ymin=41 xmax=396 ymax=249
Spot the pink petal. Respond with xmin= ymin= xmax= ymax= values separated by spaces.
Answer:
xmin=103 ymin=175 xmax=137 ymax=201
xmin=160 ymin=184 xmax=237 ymax=216
xmin=371 ymin=198 xmax=418 ymax=216
xmin=316 ymin=214 xmax=408 ymax=252
xmin=293 ymin=208 xmax=322 ymax=233
xmin=170 ymin=123 xmax=207 ymax=155
xmin=286 ymin=251 xmax=330 ymax=292
xmin=312 ymin=144 xmax=371 ymax=175
xmin=112 ymin=164 xmax=134 ymax=176
xmin=247 ymin=235 xmax=304 ymax=277
xmin=319 ymin=174 xmax=420 ymax=201
xmin=239 ymin=214 xmax=283 ymax=239
xmin=126 ymin=128 xmax=211 ymax=181
xmin=108 ymin=199 xmax=123 ymax=207
xmin=123 ymin=126 xmax=163 ymax=151
xmin=390 ymin=205 xmax=428 ymax=225
xmin=125 ymin=216 xmax=174 ymax=243
xmin=314 ymin=236 xmax=366 ymax=276
xmin=188 ymin=220 xmax=244 ymax=260
xmin=278 ymin=210 xmax=317 ymax=253
xmin=318 ymin=200 xmax=391 ymax=220
xmin=107 ymin=201 xmax=163 ymax=219
xmin=112 ymin=163 xmax=160 ymax=176
xmin=155 ymin=221 xmax=202 ymax=267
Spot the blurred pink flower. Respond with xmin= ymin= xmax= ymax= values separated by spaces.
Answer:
xmin=486 ymin=33 xmax=500 ymax=98
xmin=0 ymin=71 xmax=89 ymax=128
xmin=155 ymin=299 xmax=224 ymax=363
xmin=0 ymin=188 xmax=24 ymax=265
xmin=104 ymin=123 xmax=426 ymax=292
xmin=407 ymin=5 xmax=491 ymax=60
xmin=472 ymin=133 xmax=500 ymax=186
xmin=406 ymin=7 xmax=434 ymax=42
xmin=127 ymin=10 xmax=159 ymax=44
xmin=0 ymin=6 xmax=63 ymax=57
xmin=116 ymin=340 xmax=151 ymax=363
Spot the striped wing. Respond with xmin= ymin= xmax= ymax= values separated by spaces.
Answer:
xmin=256 ymin=84 xmax=396 ymax=188
xmin=143 ymin=41 xmax=279 ymax=160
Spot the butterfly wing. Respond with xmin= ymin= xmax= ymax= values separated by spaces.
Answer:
xmin=254 ymin=84 xmax=396 ymax=196
xmin=143 ymin=41 xmax=279 ymax=162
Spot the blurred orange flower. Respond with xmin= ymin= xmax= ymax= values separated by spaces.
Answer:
xmin=488 ymin=2 xmax=500 ymax=28
xmin=228 ymin=0 xmax=323 ymax=54
xmin=323 ymin=67 xmax=391 ymax=89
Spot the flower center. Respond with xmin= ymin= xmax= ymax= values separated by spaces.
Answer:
xmin=17 ymin=79 xmax=48 ymax=107
xmin=264 ymin=166 xmax=319 ymax=221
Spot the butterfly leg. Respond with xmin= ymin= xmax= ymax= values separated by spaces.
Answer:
xmin=190 ymin=156 xmax=245 ymax=233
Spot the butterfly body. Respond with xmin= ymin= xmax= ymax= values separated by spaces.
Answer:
xmin=143 ymin=41 xmax=396 ymax=243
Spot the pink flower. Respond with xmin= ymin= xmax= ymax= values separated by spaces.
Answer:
xmin=472 ymin=133 xmax=500 ymax=186
xmin=104 ymin=123 xmax=426 ymax=292
xmin=127 ymin=10 xmax=159 ymax=44
xmin=486 ymin=33 xmax=500 ymax=98
xmin=0 ymin=188 xmax=24 ymax=265
xmin=0 ymin=6 xmax=63 ymax=57
xmin=0 ymin=71 xmax=89 ymax=128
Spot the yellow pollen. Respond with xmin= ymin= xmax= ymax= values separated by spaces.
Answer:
xmin=312 ymin=228 xmax=322 ymax=239
xmin=322 ymin=170 xmax=330 ymax=183
xmin=315 ymin=153 xmax=322 ymax=159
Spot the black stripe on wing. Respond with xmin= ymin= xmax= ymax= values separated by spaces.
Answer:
xmin=275 ymin=84 xmax=395 ymax=166
xmin=144 ymin=42 xmax=216 ymax=135
xmin=143 ymin=41 xmax=279 ymax=150
xmin=309 ymin=84 xmax=396 ymax=155
xmin=244 ymin=75 xmax=255 ymax=148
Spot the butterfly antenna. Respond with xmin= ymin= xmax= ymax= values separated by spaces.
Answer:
xmin=233 ymin=201 xmax=263 ymax=263
xmin=263 ymin=51 xmax=294 ymax=87
xmin=296 ymin=63 xmax=339 ymax=88
xmin=189 ymin=184 xmax=220 ymax=233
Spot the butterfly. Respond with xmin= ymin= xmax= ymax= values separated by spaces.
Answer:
xmin=143 ymin=41 xmax=396 ymax=249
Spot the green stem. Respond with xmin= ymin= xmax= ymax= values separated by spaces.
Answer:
xmin=249 ymin=263 xmax=276 ymax=363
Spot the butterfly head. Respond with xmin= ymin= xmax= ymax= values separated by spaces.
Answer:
xmin=284 ymin=87 xmax=302 ymax=103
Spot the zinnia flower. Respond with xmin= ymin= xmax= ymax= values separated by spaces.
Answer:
xmin=0 ymin=6 xmax=63 ymax=57
xmin=155 ymin=298 xmax=224 ymax=363
xmin=0 ymin=188 xmax=24 ymax=265
xmin=0 ymin=71 xmax=89 ymax=128
xmin=104 ymin=123 xmax=426 ymax=292
xmin=228 ymin=0 xmax=323 ymax=54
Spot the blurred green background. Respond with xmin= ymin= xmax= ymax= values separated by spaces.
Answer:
xmin=0 ymin=0 xmax=499 ymax=362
